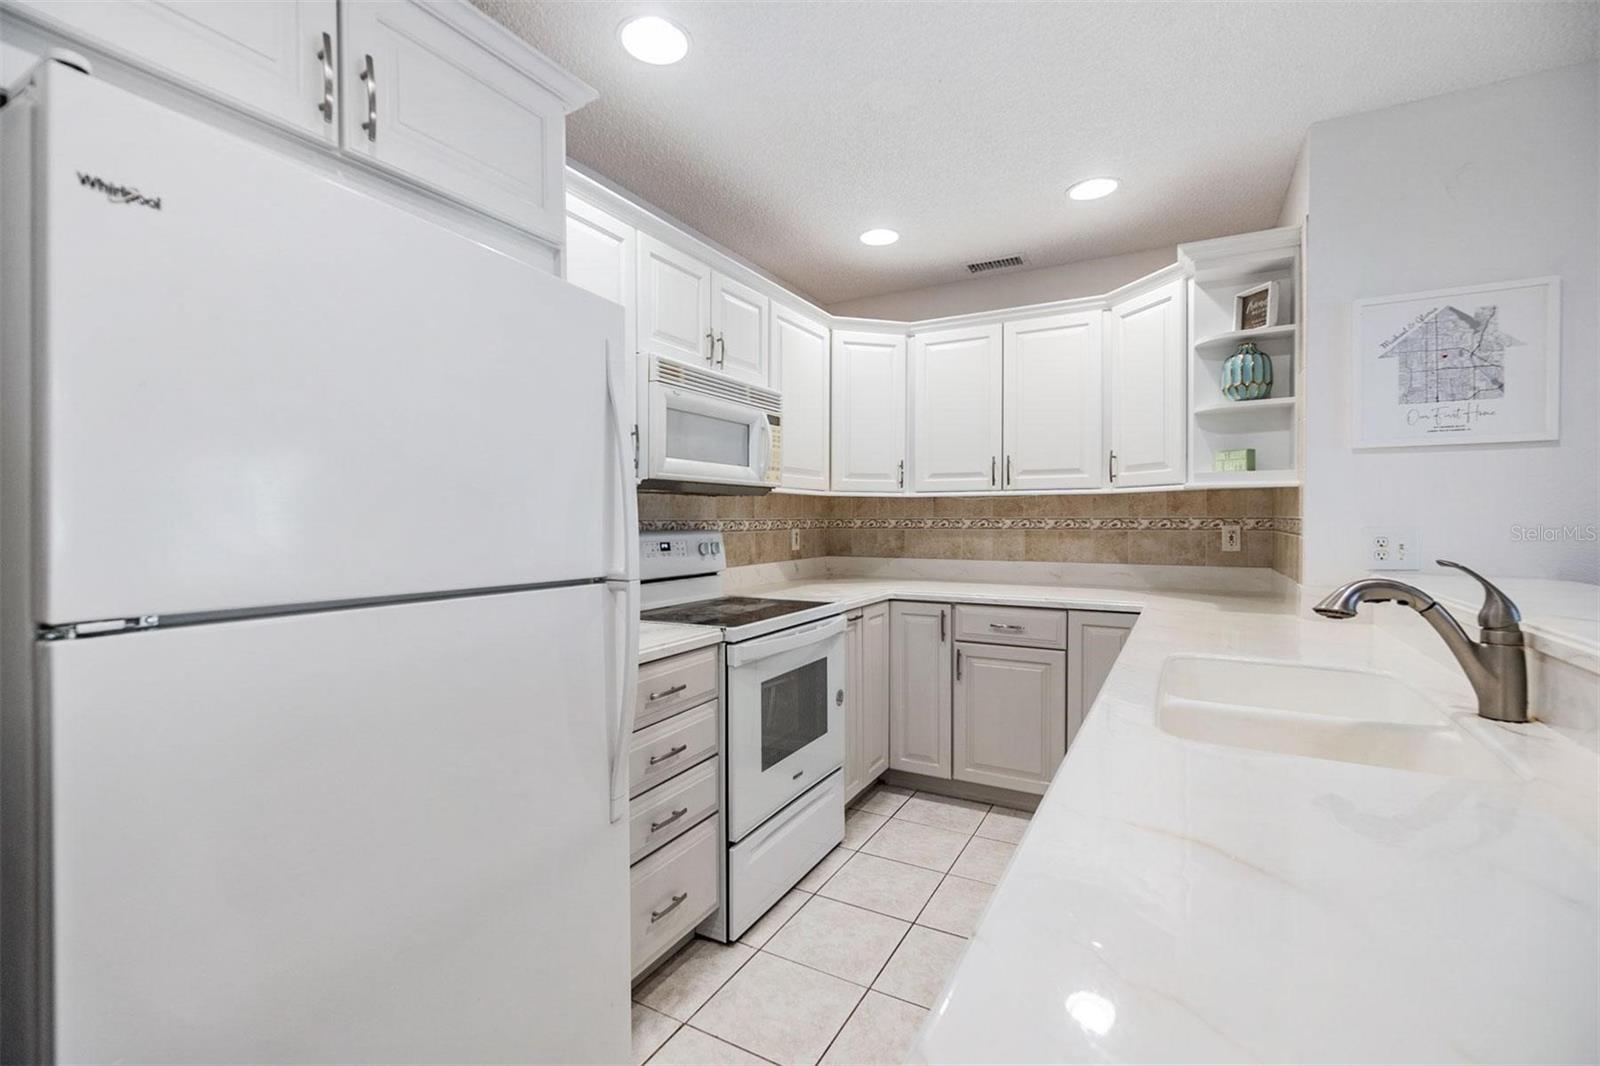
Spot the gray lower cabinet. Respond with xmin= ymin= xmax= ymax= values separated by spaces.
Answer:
xmin=843 ymin=603 xmax=890 ymax=802
xmin=888 ymin=601 xmax=952 ymax=779
xmin=952 ymin=641 xmax=1066 ymax=795
xmin=1067 ymin=610 xmax=1138 ymax=745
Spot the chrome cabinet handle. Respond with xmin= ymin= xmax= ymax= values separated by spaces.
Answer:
xmin=648 ymin=744 xmax=687 ymax=766
xmin=1006 ymin=454 xmax=1012 ymax=487
xmin=989 ymin=622 xmax=1025 ymax=632
xmin=956 ymin=648 xmax=963 ymax=680
xmin=650 ymin=807 xmax=689 ymax=833
xmin=897 ymin=459 xmax=905 ymax=489
xmin=1108 ymin=450 xmax=1117 ymax=483
xmin=939 ymin=609 xmax=946 ymax=642
xmin=647 ymin=683 xmax=687 ymax=702
xmin=705 ymin=331 xmax=716 ymax=364
xmin=650 ymin=892 xmax=688 ymax=923
xmin=316 ymin=32 xmax=334 ymax=123
xmin=716 ymin=332 xmax=726 ymax=368
xmin=359 ymin=54 xmax=377 ymax=141
xmin=991 ymin=456 xmax=997 ymax=487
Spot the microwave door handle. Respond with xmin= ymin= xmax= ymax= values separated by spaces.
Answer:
xmin=726 ymin=615 xmax=846 ymax=667
xmin=758 ymin=416 xmax=775 ymax=481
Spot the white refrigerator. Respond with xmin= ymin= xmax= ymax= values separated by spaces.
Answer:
xmin=0 ymin=62 xmax=639 ymax=1063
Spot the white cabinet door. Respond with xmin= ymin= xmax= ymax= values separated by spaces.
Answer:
xmin=772 ymin=302 xmax=831 ymax=491
xmin=710 ymin=271 xmax=770 ymax=385
xmin=831 ymin=331 xmax=907 ymax=493
xmin=1108 ymin=278 xmax=1186 ymax=488
xmin=340 ymin=0 xmax=570 ymax=242
xmin=953 ymin=642 xmax=1066 ymax=795
xmin=860 ymin=603 xmax=891 ymax=783
xmin=888 ymin=601 xmax=952 ymax=779
xmin=910 ymin=324 xmax=1003 ymax=492
xmin=1067 ymin=611 xmax=1136 ymax=746
xmin=1003 ymin=311 xmax=1104 ymax=490
xmin=843 ymin=612 xmax=866 ymax=801
xmin=637 ymin=233 xmax=713 ymax=366
xmin=10 ymin=0 xmax=339 ymax=142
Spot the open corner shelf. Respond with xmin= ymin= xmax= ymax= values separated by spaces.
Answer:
xmin=1188 ymin=469 xmax=1300 ymax=489
xmin=1193 ymin=323 xmax=1296 ymax=357
xmin=1193 ymin=395 xmax=1296 ymax=418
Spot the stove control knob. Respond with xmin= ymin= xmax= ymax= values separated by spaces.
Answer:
xmin=712 ymin=543 xmax=721 ymax=555
xmin=698 ymin=543 xmax=710 ymax=557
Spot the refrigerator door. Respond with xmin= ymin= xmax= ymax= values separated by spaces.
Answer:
xmin=33 ymin=66 xmax=622 ymax=624
xmin=39 ymin=586 xmax=629 ymax=1064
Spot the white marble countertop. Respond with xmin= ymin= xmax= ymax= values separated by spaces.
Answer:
xmin=638 ymin=620 xmax=722 ymax=664
xmin=730 ymin=575 xmax=1598 ymax=1064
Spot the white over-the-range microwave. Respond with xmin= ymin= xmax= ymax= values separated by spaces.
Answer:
xmin=641 ymin=354 xmax=782 ymax=495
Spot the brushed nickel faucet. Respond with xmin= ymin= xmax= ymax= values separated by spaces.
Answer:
xmin=1313 ymin=560 xmax=1529 ymax=723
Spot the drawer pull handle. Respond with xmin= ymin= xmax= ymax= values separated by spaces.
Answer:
xmin=647 ymin=683 xmax=688 ymax=702
xmin=650 ymin=807 xmax=690 ymax=833
xmin=989 ymin=623 xmax=1026 ymax=632
xmin=648 ymin=744 xmax=688 ymax=766
xmin=651 ymin=892 xmax=689 ymax=923
xmin=315 ymin=32 xmax=334 ymax=123
xmin=359 ymin=53 xmax=377 ymax=141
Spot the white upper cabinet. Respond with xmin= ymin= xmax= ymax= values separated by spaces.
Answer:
xmin=910 ymin=324 xmax=1003 ymax=492
xmin=637 ymin=233 xmax=713 ymax=366
xmin=1108 ymin=277 xmax=1186 ymax=488
xmin=565 ymin=196 xmax=636 ymax=348
xmin=9 ymin=0 xmax=339 ymax=142
xmin=831 ymin=331 xmax=907 ymax=493
xmin=710 ymin=272 xmax=770 ymax=385
xmin=1002 ymin=311 xmax=1104 ymax=490
xmin=340 ymin=0 xmax=580 ymax=244
xmin=771 ymin=302 xmax=831 ymax=491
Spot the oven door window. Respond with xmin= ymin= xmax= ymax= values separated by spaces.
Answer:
xmin=761 ymin=657 xmax=828 ymax=770
xmin=665 ymin=407 xmax=750 ymax=467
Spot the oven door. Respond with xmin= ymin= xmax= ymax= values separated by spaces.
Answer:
xmin=647 ymin=383 xmax=773 ymax=489
xmin=725 ymin=616 xmax=846 ymax=841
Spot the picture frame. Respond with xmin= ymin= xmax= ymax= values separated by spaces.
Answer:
xmin=1233 ymin=281 xmax=1280 ymax=331
xmin=1352 ymin=276 xmax=1561 ymax=449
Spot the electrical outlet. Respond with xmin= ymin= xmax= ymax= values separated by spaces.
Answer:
xmin=1221 ymin=523 xmax=1241 ymax=552
xmin=1364 ymin=526 xmax=1419 ymax=570
xmin=790 ymin=528 xmax=801 ymax=553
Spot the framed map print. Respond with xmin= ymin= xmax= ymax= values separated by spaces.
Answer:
xmin=1353 ymin=276 xmax=1560 ymax=448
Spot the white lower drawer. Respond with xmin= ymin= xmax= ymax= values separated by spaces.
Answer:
xmin=727 ymin=771 xmax=843 ymax=941
xmin=630 ymin=818 xmax=719 ymax=979
xmin=629 ymin=700 xmax=717 ymax=798
xmin=630 ymin=758 xmax=718 ymax=864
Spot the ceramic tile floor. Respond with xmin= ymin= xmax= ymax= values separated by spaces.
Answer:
xmin=630 ymin=786 xmax=1031 ymax=1066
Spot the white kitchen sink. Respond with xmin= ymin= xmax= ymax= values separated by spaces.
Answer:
xmin=1155 ymin=655 xmax=1515 ymax=779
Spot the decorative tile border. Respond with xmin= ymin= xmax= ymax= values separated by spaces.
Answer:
xmin=641 ymin=516 xmax=1302 ymax=534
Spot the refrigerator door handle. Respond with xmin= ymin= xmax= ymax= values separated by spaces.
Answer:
xmin=605 ymin=337 xmax=641 ymax=822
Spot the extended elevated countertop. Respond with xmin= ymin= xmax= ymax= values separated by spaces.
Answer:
xmin=722 ymin=576 xmax=1598 ymax=1065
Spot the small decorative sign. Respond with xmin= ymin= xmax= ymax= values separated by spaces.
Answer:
xmin=1213 ymin=448 xmax=1256 ymax=472
xmin=1234 ymin=281 xmax=1280 ymax=331
xmin=1353 ymin=276 xmax=1560 ymax=448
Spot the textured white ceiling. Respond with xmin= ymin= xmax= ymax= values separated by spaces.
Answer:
xmin=475 ymin=1 xmax=1598 ymax=306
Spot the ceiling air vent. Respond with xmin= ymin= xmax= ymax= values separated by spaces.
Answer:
xmin=965 ymin=254 xmax=1026 ymax=274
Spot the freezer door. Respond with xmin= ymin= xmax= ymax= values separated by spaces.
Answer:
xmin=34 ymin=66 xmax=622 ymax=623
xmin=38 ymin=585 xmax=629 ymax=1064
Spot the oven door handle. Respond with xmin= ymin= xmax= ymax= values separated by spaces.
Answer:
xmin=726 ymin=615 xmax=846 ymax=667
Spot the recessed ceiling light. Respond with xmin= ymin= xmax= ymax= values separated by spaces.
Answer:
xmin=859 ymin=228 xmax=899 ymax=246
xmin=1067 ymin=177 xmax=1119 ymax=201
xmin=618 ymin=16 xmax=689 ymax=65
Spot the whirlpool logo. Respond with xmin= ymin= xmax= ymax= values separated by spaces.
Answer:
xmin=75 ymin=172 xmax=162 ymax=211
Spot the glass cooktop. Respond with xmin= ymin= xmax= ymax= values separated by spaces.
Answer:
xmin=641 ymin=596 xmax=828 ymax=628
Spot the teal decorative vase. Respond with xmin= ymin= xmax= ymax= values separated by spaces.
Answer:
xmin=1221 ymin=342 xmax=1273 ymax=400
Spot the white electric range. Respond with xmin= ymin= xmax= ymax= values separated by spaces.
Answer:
xmin=640 ymin=531 xmax=847 ymax=941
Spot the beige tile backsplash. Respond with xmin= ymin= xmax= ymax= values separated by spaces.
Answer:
xmin=639 ymin=488 xmax=1303 ymax=582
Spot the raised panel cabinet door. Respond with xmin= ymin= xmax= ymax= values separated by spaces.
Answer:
xmin=910 ymin=324 xmax=1004 ymax=492
xmin=10 ymin=0 xmax=339 ymax=142
xmin=843 ymin=612 xmax=865 ymax=801
xmin=637 ymin=233 xmax=713 ymax=365
xmin=710 ymin=271 xmax=770 ymax=385
xmin=341 ymin=0 xmax=573 ymax=242
xmin=860 ymin=602 xmax=891 ymax=782
xmin=953 ymin=642 xmax=1066 ymax=795
xmin=1108 ymin=278 xmax=1186 ymax=487
xmin=1003 ymin=311 xmax=1104 ymax=490
xmin=565 ymin=196 xmax=636 ymax=344
xmin=831 ymin=331 xmax=907 ymax=493
xmin=771 ymin=302 xmax=831 ymax=491
xmin=888 ymin=601 xmax=952 ymax=779
xmin=1067 ymin=611 xmax=1137 ymax=745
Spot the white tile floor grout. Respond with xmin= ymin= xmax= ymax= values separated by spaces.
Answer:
xmin=631 ymin=786 xmax=1030 ymax=1066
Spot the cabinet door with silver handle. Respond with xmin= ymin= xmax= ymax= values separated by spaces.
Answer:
xmin=358 ymin=54 xmax=377 ymax=141
xmin=316 ymin=32 xmax=335 ymax=123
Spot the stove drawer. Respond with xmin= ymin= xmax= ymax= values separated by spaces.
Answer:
xmin=630 ymin=817 xmax=718 ymax=979
xmin=629 ymin=700 xmax=717 ymax=797
xmin=727 ymin=770 xmax=843 ymax=941
xmin=630 ymin=757 xmax=718 ymax=864
xmin=636 ymin=645 xmax=719 ymax=731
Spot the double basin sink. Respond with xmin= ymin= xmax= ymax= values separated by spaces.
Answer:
xmin=1155 ymin=655 xmax=1517 ymax=780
